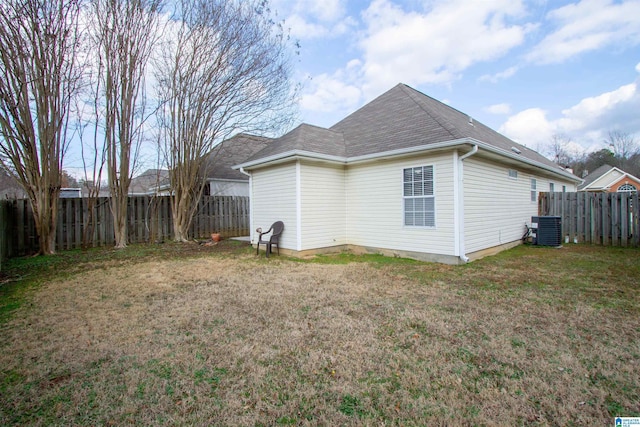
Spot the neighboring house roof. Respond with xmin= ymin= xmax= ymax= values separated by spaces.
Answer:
xmin=578 ymin=164 xmax=640 ymax=191
xmin=133 ymin=133 xmax=271 ymax=194
xmin=578 ymin=164 xmax=614 ymax=190
xmin=204 ymin=133 xmax=272 ymax=181
xmin=0 ymin=167 xmax=27 ymax=199
xmin=129 ymin=169 xmax=170 ymax=195
xmin=239 ymin=83 xmax=580 ymax=183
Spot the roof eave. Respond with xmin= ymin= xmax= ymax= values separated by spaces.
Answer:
xmin=467 ymin=139 xmax=583 ymax=183
xmin=233 ymin=150 xmax=347 ymax=170
xmin=235 ymin=138 xmax=582 ymax=183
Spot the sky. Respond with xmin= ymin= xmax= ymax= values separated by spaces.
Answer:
xmin=269 ymin=0 xmax=640 ymax=159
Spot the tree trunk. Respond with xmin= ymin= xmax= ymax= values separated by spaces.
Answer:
xmin=31 ymin=186 xmax=59 ymax=255
xmin=171 ymin=190 xmax=195 ymax=242
xmin=111 ymin=187 xmax=128 ymax=249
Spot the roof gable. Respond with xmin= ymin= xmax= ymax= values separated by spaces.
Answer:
xmin=331 ymin=84 xmax=560 ymax=170
xmin=238 ymin=83 xmax=578 ymax=182
xmin=579 ymin=164 xmax=640 ymax=190
xmin=243 ymin=124 xmax=345 ymax=163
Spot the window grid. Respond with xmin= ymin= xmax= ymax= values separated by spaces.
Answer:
xmin=619 ymin=183 xmax=637 ymax=192
xmin=403 ymin=166 xmax=435 ymax=227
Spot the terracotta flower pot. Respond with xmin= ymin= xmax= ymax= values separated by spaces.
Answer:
xmin=211 ymin=233 xmax=221 ymax=242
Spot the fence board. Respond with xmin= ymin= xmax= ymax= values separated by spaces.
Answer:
xmin=0 ymin=195 xmax=250 ymax=257
xmin=539 ymin=191 xmax=638 ymax=247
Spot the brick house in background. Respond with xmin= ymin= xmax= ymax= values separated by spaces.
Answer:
xmin=578 ymin=164 xmax=640 ymax=193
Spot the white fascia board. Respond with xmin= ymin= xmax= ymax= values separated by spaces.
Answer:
xmin=207 ymin=178 xmax=248 ymax=183
xmin=346 ymin=139 xmax=472 ymax=164
xmin=617 ymin=172 xmax=640 ymax=184
xmin=234 ymin=138 xmax=582 ymax=183
xmin=233 ymin=150 xmax=346 ymax=170
xmin=468 ymin=139 xmax=583 ymax=183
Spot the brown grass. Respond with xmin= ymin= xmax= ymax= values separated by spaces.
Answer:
xmin=0 ymin=243 xmax=639 ymax=425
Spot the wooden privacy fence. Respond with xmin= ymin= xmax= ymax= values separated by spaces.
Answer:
xmin=538 ymin=191 xmax=640 ymax=247
xmin=0 ymin=195 xmax=249 ymax=259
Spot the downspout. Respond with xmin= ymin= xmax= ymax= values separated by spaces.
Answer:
xmin=457 ymin=145 xmax=478 ymax=263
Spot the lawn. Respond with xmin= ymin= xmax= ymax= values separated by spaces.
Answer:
xmin=0 ymin=241 xmax=638 ymax=426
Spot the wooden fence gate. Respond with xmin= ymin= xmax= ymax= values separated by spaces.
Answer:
xmin=538 ymin=191 xmax=639 ymax=247
xmin=0 ymin=195 xmax=250 ymax=259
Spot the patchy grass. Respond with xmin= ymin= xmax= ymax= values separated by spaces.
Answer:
xmin=0 ymin=243 xmax=638 ymax=425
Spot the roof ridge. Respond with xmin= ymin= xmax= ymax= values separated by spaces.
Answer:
xmin=399 ymin=84 xmax=461 ymax=140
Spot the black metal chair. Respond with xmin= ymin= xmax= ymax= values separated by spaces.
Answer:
xmin=256 ymin=221 xmax=284 ymax=257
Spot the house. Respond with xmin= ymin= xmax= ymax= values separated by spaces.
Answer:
xmin=202 ymin=133 xmax=271 ymax=197
xmin=235 ymin=84 xmax=581 ymax=264
xmin=132 ymin=133 xmax=271 ymax=197
xmin=578 ymin=164 xmax=640 ymax=193
xmin=128 ymin=169 xmax=170 ymax=196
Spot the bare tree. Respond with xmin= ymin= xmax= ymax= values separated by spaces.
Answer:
xmin=546 ymin=134 xmax=575 ymax=167
xmin=75 ymin=89 xmax=108 ymax=248
xmin=0 ymin=0 xmax=83 ymax=254
xmin=606 ymin=130 xmax=639 ymax=171
xmin=155 ymin=0 xmax=297 ymax=241
xmin=89 ymin=0 xmax=162 ymax=248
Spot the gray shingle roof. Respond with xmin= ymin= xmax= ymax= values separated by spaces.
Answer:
xmin=578 ymin=164 xmax=614 ymax=190
xmin=242 ymin=83 xmax=576 ymax=179
xmin=129 ymin=169 xmax=170 ymax=194
xmin=205 ymin=133 xmax=272 ymax=180
xmin=242 ymin=124 xmax=345 ymax=163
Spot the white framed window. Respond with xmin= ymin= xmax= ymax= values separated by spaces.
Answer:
xmin=549 ymin=183 xmax=555 ymax=192
xmin=508 ymin=169 xmax=518 ymax=179
xmin=562 ymin=185 xmax=566 ymax=192
xmin=530 ymin=179 xmax=537 ymax=202
xmin=403 ymin=166 xmax=435 ymax=227
xmin=618 ymin=183 xmax=637 ymax=192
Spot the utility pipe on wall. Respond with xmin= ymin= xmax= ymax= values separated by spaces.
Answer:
xmin=457 ymin=144 xmax=478 ymax=263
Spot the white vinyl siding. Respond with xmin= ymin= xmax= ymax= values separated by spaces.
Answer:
xmin=251 ymin=163 xmax=298 ymax=250
xmin=299 ymin=162 xmax=347 ymax=250
xmin=588 ymin=169 xmax=622 ymax=190
xmin=463 ymin=157 xmax=577 ymax=254
xmin=346 ymin=153 xmax=455 ymax=256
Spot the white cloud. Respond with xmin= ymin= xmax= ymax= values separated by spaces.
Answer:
xmin=286 ymin=14 xmax=331 ymax=38
xmin=485 ymin=103 xmax=512 ymax=115
xmin=299 ymin=71 xmax=362 ymax=114
xmin=357 ymin=0 xmax=535 ymax=96
xmin=526 ymin=0 xmax=640 ymax=64
xmin=558 ymin=83 xmax=637 ymax=131
xmin=276 ymin=0 xmax=355 ymax=40
xmin=479 ymin=66 xmax=519 ymax=83
xmin=500 ymin=77 xmax=640 ymax=151
xmin=500 ymin=108 xmax=554 ymax=147
xmin=635 ymin=62 xmax=640 ymax=73
xmin=296 ymin=0 xmax=345 ymax=22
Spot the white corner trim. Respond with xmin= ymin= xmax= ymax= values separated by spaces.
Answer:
xmin=295 ymin=160 xmax=302 ymax=251
xmin=248 ymin=174 xmax=254 ymax=244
